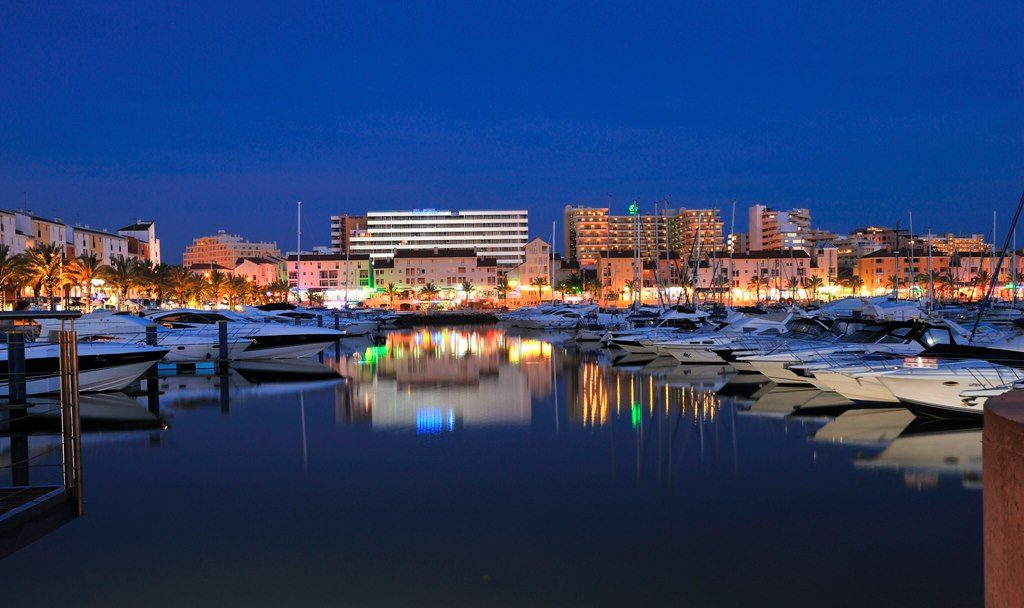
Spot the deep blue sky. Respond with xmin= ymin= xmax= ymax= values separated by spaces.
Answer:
xmin=2 ymin=2 xmax=1023 ymax=261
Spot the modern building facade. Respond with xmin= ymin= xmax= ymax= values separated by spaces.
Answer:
xmin=748 ymin=205 xmax=812 ymax=250
xmin=373 ymin=249 xmax=500 ymax=293
xmin=183 ymin=231 xmax=281 ymax=268
xmin=330 ymin=215 xmax=368 ymax=253
xmin=668 ymin=209 xmax=724 ymax=256
xmin=349 ymin=209 xmax=529 ymax=266
xmin=562 ymin=204 xmax=670 ymax=266
xmin=286 ymin=253 xmax=372 ymax=291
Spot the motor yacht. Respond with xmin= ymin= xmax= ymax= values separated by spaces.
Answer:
xmin=649 ymin=311 xmax=792 ymax=363
xmin=141 ymin=309 xmax=344 ymax=359
xmin=36 ymin=310 xmax=252 ymax=362
xmin=0 ymin=341 xmax=168 ymax=396
xmin=247 ymin=304 xmax=380 ymax=336
xmin=734 ymin=320 xmax=968 ymax=386
xmin=876 ymin=360 xmax=1024 ymax=418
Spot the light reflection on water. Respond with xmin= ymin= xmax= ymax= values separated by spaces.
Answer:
xmin=319 ymin=326 xmax=981 ymax=491
xmin=0 ymin=325 xmax=983 ymax=607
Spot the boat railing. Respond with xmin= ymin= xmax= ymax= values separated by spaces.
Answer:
xmin=963 ymin=364 xmax=1024 ymax=390
xmin=0 ymin=311 xmax=85 ymax=534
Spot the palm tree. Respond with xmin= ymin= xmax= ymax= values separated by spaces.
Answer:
xmin=842 ymin=275 xmax=864 ymax=295
xmin=530 ymin=276 xmax=549 ymax=302
xmin=22 ymin=243 xmax=65 ymax=310
xmin=143 ymin=263 xmax=174 ymax=306
xmin=972 ymin=270 xmax=991 ymax=301
xmin=167 ymin=265 xmax=194 ymax=306
xmin=805 ymin=276 xmax=824 ymax=303
xmin=384 ymin=282 xmax=400 ymax=308
xmin=0 ymin=244 xmax=24 ymax=311
xmin=67 ymin=252 xmax=107 ymax=311
xmin=267 ymin=279 xmax=290 ymax=303
xmin=747 ymin=276 xmax=765 ymax=302
xmin=623 ymin=279 xmax=639 ymax=304
xmin=786 ymin=276 xmax=799 ymax=300
xmin=419 ymin=282 xmax=440 ymax=302
xmin=102 ymin=256 xmax=141 ymax=310
xmin=206 ymin=270 xmax=229 ymax=306
xmin=225 ymin=275 xmax=249 ymax=307
xmin=496 ymin=276 xmax=509 ymax=305
xmin=459 ymin=280 xmax=475 ymax=307
xmin=885 ymin=274 xmax=900 ymax=295
xmin=936 ymin=272 xmax=956 ymax=301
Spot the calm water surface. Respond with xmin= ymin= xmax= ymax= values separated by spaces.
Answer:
xmin=0 ymin=326 xmax=982 ymax=607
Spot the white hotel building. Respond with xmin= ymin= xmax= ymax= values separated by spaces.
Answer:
xmin=349 ymin=209 xmax=529 ymax=266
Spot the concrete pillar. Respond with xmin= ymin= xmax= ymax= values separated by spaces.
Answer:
xmin=984 ymin=391 xmax=1024 ymax=608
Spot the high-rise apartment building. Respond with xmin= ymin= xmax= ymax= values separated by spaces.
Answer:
xmin=668 ymin=209 xmax=724 ymax=255
xmin=562 ymin=204 xmax=671 ymax=266
xmin=748 ymin=205 xmax=812 ymax=250
xmin=182 ymin=231 xmax=282 ymax=268
xmin=349 ymin=209 xmax=529 ymax=266
xmin=920 ymin=232 xmax=990 ymax=255
xmin=563 ymin=206 xmax=609 ymax=265
xmin=330 ymin=215 xmax=368 ymax=253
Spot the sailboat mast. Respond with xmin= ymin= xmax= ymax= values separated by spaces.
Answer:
xmin=729 ymin=200 xmax=736 ymax=308
xmin=550 ymin=220 xmax=555 ymax=304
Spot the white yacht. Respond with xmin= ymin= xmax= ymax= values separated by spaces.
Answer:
xmin=735 ymin=320 xmax=967 ymax=386
xmin=0 ymin=341 xmax=168 ymax=396
xmin=141 ymin=309 xmax=344 ymax=359
xmin=36 ymin=310 xmax=252 ymax=362
xmin=876 ymin=360 xmax=1024 ymax=418
xmin=649 ymin=311 xmax=791 ymax=363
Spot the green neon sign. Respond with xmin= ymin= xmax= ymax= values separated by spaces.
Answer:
xmin=627 ymin=201 xmax=639 ymax=216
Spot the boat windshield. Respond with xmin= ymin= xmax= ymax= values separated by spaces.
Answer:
xmin=779 ymin=319 xmax=826 ymax=339
xmin=840 ymin=324 xmax=888 ymax=343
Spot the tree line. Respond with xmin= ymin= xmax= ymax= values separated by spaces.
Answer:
xmin=0 ymin=243 xmax=291 ymax=311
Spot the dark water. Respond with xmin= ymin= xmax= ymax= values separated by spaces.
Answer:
xmin=0 ymin=326 xmax=982 ymax=607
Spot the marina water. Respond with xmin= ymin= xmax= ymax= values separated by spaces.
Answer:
xmin=0 ymin=326 xmax=982 ymax=607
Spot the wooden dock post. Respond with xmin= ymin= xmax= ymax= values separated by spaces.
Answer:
xmin=144 ymin=324 xmax=160 ymax=415
xmin=7 ymin=330 xmax=26 ymax=410
xmin=58 ymin=328 xmax=83 ymax=514
xmin=217 ymin=320 xmax=229 ymax=372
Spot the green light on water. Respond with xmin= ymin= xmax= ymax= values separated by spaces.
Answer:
xmin=631 ymin=401 xmax=641 ymax=428
xmin=363 ymin=345 xmax=389 ymax=365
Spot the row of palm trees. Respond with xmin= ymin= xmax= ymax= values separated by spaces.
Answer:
xmin=0 ymin=244 xmax=291 ymax=311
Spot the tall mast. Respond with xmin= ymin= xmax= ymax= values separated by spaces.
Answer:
xmin=664 ymin=198 xmax=671 ymax=308
xmin=550 ymin=220 xmax=555 ymax=304
xmin=729 ymin=200 xmax=736 ymax=308
xmin=909 ymin=211 xmax=915 ymax=299
xmin=296 ymin=201 xmax=302 ymax=304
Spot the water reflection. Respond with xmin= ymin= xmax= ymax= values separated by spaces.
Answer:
xmin=0 ymin=325 xmax=985 ymax=606
xmin=328 ymin=329 xmax=541 ymax=430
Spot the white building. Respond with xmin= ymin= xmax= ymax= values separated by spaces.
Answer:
xmin=14 ymin=212 xmax=68 ymax=252
xmin=748 ymin=205 xmax=812 ymax=251
xmin=118 ymin=220 xmax=162 ymax=265
xmin=70 ymin=226 xmax=130 ymax=264
xmin=349 ymin=209 xmax=529 ymax=266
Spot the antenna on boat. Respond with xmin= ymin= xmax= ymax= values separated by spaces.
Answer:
xmin=970 ymin=191 xmax=1024 ymax=344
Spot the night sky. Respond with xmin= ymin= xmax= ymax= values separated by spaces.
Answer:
xmin=2 ymin=2 xmax=1023 ymax=261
